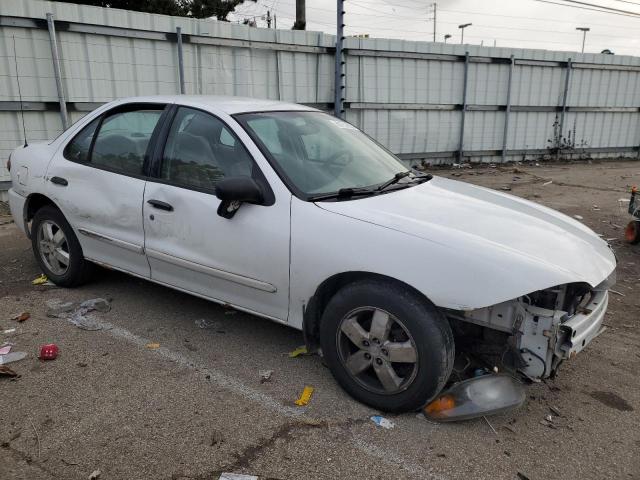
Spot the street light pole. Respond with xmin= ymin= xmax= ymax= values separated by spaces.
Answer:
xmin=444 ymin=34 xmax=451 ymax=43
xmin=576 ymin=27 xmax=590 ymax=53
xmin=458 ymin=23 xmax=471 ymax=44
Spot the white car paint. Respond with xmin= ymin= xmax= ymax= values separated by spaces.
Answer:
xmin=7 ymin=95 xmax=616 ymax=335
xmin=301 ymin=175 xmax=615 ymax=311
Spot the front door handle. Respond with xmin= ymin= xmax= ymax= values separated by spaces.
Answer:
xmin=147 ymin=199 xmax=173 ymax=212
xmin=50 ymin=176 xmax=68 ymax=186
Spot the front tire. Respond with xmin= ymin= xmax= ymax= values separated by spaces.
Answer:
xmin=319 ymin=280 xmax=454 ymax=412
xmin=31 ymin=206 xmax=93 ymax=287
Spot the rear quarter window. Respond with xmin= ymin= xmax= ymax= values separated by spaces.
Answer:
xmin=63 ymin=118 xmax=100 ymax=163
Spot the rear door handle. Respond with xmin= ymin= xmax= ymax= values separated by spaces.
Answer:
xmin=147 ymin=199 xmax=173 ymax=212
xmin=50 ymin=176 xmax=68 ymax=186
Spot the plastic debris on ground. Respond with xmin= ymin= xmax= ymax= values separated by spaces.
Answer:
xmin=89 ymin=469 xmax=101 ymax=480
xmin=0 ymin=365 xmax=18 ymax=377
xmin=574 ymin=215 xmax=584 ymax=220
xmin=219 ymin=473 xmax=258 ymax=480
xmin=0 ymin=344 xmax=12 ymax=355
xmin=288 ymin=345 xmax=308 ymax=358
xmin=3 ymin=328 xmax=16 ymax=334
xmin=145 ymin=343 xmax=160 ymax=350
xmin=39 ymin=344 xmax=59 ymax=361
xmin=0 ymin=351 xmax=27 ymax=365
xmin=370 ymin=415 xmax=395 ymax=429
xmin=11 ymin=312 xmax=30 ymax=322
xmin=46 ymin=298 xmax=111 ymax=331
xmin=259 ymin=369 xmax=273 ymax=384
xmin=195 ymin=318 xmax=216 ymax=329
xmin=294 ymin=386 xmax=314 ymax=406
xmin=32 ymin=274 xmax=49 ymax=285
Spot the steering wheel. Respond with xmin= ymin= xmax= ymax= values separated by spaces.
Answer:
xmin=324 ymin=150 xmax=354 ymax=167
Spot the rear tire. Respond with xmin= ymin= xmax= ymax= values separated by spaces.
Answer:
xmin=319 ymin=280 xmax=454 ymax=412
xmin=31 ymin=206 xmax=94 ymax=287
xmin=625 ymin=220 xmax=640 ymax=244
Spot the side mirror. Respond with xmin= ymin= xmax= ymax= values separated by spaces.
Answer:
xmin=215 ymin=176 xmax=264 ymax=219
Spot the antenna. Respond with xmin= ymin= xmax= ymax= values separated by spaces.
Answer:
xmin=12 ymin=35 xmax=28 ymax=147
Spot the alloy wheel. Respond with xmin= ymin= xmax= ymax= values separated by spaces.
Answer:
xmin=37 ymin=219 xmax=70 ymax=276
xmin=336 ymin=307 xmax=419 ymax=395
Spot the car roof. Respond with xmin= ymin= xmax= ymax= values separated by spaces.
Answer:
xmin=110 ymin=95 xmax=318 ymax=115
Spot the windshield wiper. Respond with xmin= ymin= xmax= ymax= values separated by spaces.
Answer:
xmin=309 ymin=170 xmax=433 ymax=202
xmin=376 ymin=171 xmax=412 ymax=192
xmin=308 ymin=186 xmax=376 ymax=202
xmin=410 ymin=168 xmax=434 ymax=183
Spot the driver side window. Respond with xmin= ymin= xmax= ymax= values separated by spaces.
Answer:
xmin=160 ymin=107 xmax=254 ymax=192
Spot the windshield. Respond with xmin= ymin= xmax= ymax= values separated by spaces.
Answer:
xmin=236 ymin=111 xmax=408 ymax=197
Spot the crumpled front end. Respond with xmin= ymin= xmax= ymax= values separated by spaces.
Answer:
xmin=448 ymin=272 xmax=615 ymax=380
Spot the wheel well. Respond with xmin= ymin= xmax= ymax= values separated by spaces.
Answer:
xmin=24 ymin=194 xmax=59 ymax=237
xmin=302 ymin=272 xmax=431 ymax=353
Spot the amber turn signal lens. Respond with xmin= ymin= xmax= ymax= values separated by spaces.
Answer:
xmin=425 ymin=395 xmax=455 ymax=414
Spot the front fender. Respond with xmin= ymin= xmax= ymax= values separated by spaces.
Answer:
xmin=288 ymin=199 xmax=602 ymax=329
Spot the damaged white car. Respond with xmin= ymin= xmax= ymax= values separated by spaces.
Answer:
xmin=7 ymin=96 xmax=616 ymax=413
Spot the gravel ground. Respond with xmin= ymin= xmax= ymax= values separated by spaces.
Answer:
xmin=0 ymin=160 xmax=639 ymax=480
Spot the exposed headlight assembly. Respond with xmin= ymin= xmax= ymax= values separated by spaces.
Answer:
xmin=424 ymin=374 xmax=526 ymax=422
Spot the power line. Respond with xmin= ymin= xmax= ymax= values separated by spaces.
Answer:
xmin=281 ymin=1 xmax=639 ymax=38
xmin=553 ymin=0 xmax=640 ymax=15
xmin=263 ymin=1 xmax=638 ymax=51
xmin=610 ymin=0 xmax=640 ymax=5
xmin=531 ymin=0 xmax=640 ymax=18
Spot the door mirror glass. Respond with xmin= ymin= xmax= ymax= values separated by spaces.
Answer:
xmin=215 ymin=177 xmax=264 ymax=218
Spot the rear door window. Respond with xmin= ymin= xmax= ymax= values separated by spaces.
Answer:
xmin=91 ymin=109 xmax=163 ymax=176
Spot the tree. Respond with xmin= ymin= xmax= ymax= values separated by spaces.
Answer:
xmin=55 ymin=0 xmax=247 ymax=20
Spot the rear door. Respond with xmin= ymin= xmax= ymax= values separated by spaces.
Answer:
xmin=46 ymin=103 xmax=167 ymax=277
xmin=142 ymin=106 xmax=291 ymax=321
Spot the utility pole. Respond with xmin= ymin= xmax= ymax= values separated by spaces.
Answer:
xmin=458 ymin=23 xmax=471 ymax=44
xmin=334 ymin=0 xmax=345 ymax=119
xmin=432 ymin=3 xmax=437 ymax=42
xmin=274 ymin=14 xmax=277 ymax=29
xmin=576 ymin=27 xmax=589 ymax=53
xmin=293 ymin=0 xmax=306 ymax=30
xmin=266 ymin=10 xmax=272 ymax=28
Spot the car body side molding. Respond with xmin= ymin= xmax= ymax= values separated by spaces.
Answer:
xmin=78 ymin=228 xmax=144 ymax=254
xmin=145 ymin=248 xmax=277 ymax=293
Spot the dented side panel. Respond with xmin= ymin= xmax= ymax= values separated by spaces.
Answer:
xmin=44 ymin=157 xmax=150 ymax=278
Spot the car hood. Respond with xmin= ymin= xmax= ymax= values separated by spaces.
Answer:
xmin=316 ymin=176 xmax=616 ymax=293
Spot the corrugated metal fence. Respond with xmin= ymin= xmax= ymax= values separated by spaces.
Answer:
xmin=2 ymin=0 xmax=640 ymax=197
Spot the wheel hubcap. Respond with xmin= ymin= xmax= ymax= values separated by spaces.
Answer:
xmin=37 ymin=220 xmax=70 ymax=276
xmin=336 ymin=307 xmax=419 ymax=395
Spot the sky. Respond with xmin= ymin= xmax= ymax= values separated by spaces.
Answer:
xmin=227 ymin=0 xmax=640 ymax=56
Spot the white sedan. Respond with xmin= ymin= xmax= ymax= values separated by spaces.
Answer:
xmin=7 ymin=96 xmax=616 ymax=412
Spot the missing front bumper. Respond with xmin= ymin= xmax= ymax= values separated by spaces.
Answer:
xmin=457 ymin=287 xmax=610 ymax=380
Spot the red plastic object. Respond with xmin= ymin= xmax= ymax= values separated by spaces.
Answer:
xmin=39 ymin=344 xmax=59 ymax=360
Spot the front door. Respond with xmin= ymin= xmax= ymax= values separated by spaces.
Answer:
xmin=142 ymin=106 xmax=291 ymax=321
xmin=46 ymin=103 xmax=167 ymax=277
